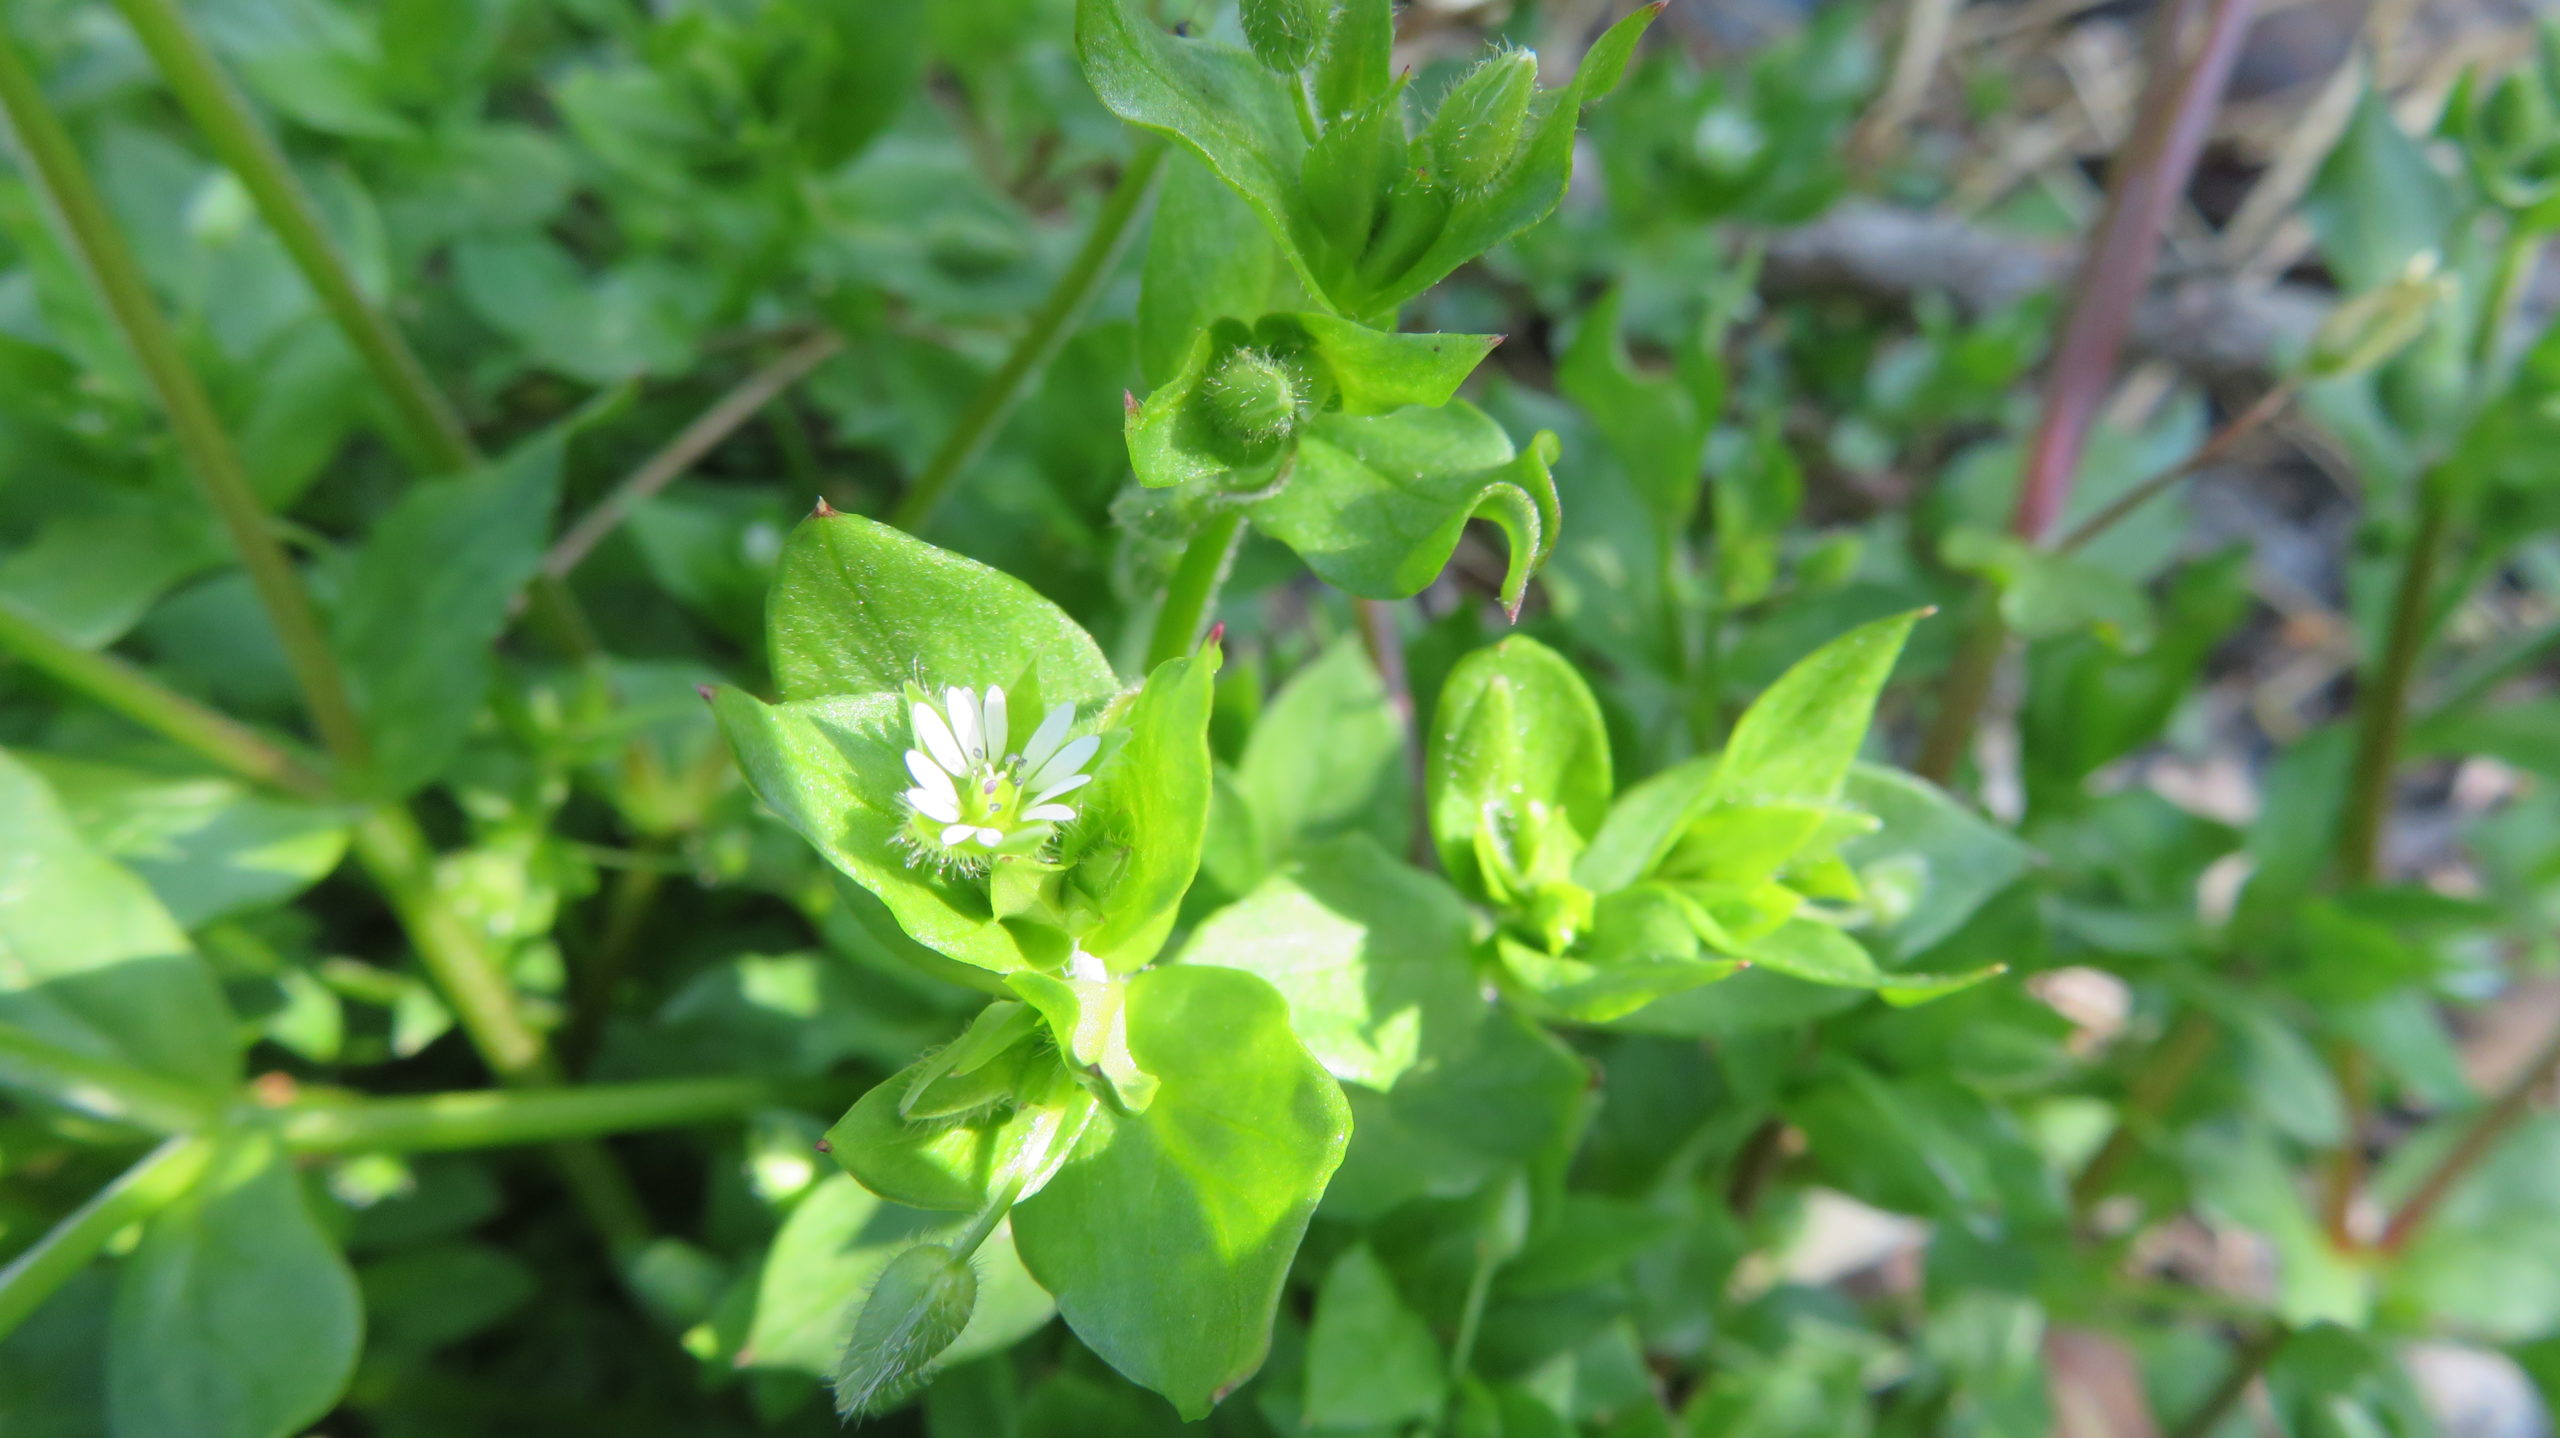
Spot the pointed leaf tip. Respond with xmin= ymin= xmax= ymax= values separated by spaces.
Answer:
xmin=1204 ymin=621 xmax=1226 ymax=649
xmin=1124 ymin=389 xmax=1142 ymax=416
xmin=695 ymin=684 xmax=716 ymax=703
xmin=811 ymin=496 xmax=841 ymax=517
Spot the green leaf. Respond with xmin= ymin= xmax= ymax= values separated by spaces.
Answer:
xmin=1576 ymin=756 xmax=1719 ymax=893
xmin=1137 ymin=153 xmax=1279 ymax=387
xmin=1712 ymin=417 xmax=1803 ymax=606
xmin=0 ymin=500 xmax=222 ymax=650
xmin=1177 ymin=834 xmax=1480 ymax=1089
xmin=1302 ymin=1244 xmax=1446 ymax=1429
xmin=1312 ymin=0 xmax=1392 ymax=120
xmin=825 ymin=1056 xmax=1091 ymax=1213
xmin=1063 ymin=649 xmax=1220 ymax=969
xmin=1234 ymin=637 xmax=1408 ymax=867
xmin=2185 ymin=1123 xmax=2372 ymax=1327
xmin=24 ymin=756 xmax=349 ymax=929
xmin=740 ymin=1175 xmax=1051 ymax=1387
xmin=1294 ymin=315 xmax=1502 ymax=416
xmin=1712 ymin=609 xmax=1924 ymax=808
xmin=1012 ymin=965 xmax=1350 ymax=1419
xmin=1739 ymin=918 xmax=2002 ymax=1005
xmin=2305 ymin=85 xmax=2458 ymax=293
xmin=1251 ymin=403 xmax=1561 ymax=616
xmin=333 ymin=434 xmax=562 ymax=797
xmin=1557 ymin=285 xmax=1719 ymax=533
xmin=1494 ymin=887 xmax=1742 ymax=1026
xmin=1429 ymin=634 xmax=1614 ymax=901
xmin=766 ymin=511 xmax=1119 ymax=709
xmin=107 ymin=1136 xmax=361 ymax=1438
xmin=0 ymin=750 xmax=237 ymax=1095
xmin=1942 ymin=527 xmax=2152 ymax=650
xmin=1835 ymin=764 xmax=2033 ymax=962
xmin=1075 ymin=0 xmax=1313 ymax=293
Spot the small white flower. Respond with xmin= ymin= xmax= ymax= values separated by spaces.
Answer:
xmin=901 ymin=685 xmax=1098 ymax=868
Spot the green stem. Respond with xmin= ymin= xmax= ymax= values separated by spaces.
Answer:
xmin=105 ymin=0 xmax=475 ymax=474
xmin=2169 ymin=1324 xmax=2288 ymax=1438
xmin=1447 ymin=1251 xmax=1498 ymax=1382
xmin=889 ymin=140 xmax=1167 ymax=531
xmin=948 ymin=1173 xmax=1027 ymax=1266
xmin=2472 ymin=224 xmax=2538 ymax=378
xmin=275 ymin=1077 xmax=774 ymax=1154
xmin=0 ymin=594 xmax=333 ymax=799
xmin=2069 ymin=1005 xmax=2220 ymax=1221
xmin=348 ymin=806 xmax=655 ymax=1259
xmin=2335 ymin=469 xmax=2456 ymax=887
xmin=1913 ymin=590 xmax=2007 ymax=786
xmin=2054 ymin=381 xmax=2297 ymax=555
xmin=2378 ymin=1018 xmax=2560 ymax=1253
xmin=545 ymin=329 xmax=845 ymax=578
xmin=0 ymin=27 xmax=370 ymax=770
xmin=0 ymin=1135 xmax=214 ymax=1344
xmin=0 ymin=1028 xmax=220 ymax=1135
xmin=1144 ymin=505 xmax=1248 ymax=671
xmin=350 ymin=807 xmax=553 ymax=1083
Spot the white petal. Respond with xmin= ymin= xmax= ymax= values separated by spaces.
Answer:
xmin=975 ymin=827 xmax=1004 ymax=846
xmin=981 ymin=686 xmax=1008 ymax=760
xmin=1021 ymin=703 xmax=1075 ymax=771
xmin=940 ymin=823 xmax=977 ymax=847
xmin=1027 ymin=734 xmax=1100 ymax=792
xmin=1024 ymin=803 xmax=1077 ymax=822
xmin=905 ymin=750 xmax=958 ymax=801
xmin=945 ymin=685 xmax=984 ymax=763
xmin=1031 ymin=771 xmax=1093 ymax=803
xmin=907 ymin=787 xmax=961 ymax=823
xmin=911 ymin=702 xmax=967 ymax=775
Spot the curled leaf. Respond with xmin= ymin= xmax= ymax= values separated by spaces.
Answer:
xmin=1250 ymin=404 xmax=1561 ymax=617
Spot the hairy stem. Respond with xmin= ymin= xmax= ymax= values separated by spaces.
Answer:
xmin=0 ymin=594 xmax=333 ymax=799
xmin=106 ymin=0 xmax=475 ymax=474
xmin=0 ymin=28 xmax=370 ymax=769
xmin=890 ymin=140 xmax=1166 ymax=531
xmin=275 ymin=1077 xmax=775 ymax=1154
xmin=1144 ymin=506 xmax=1248 ymax=671
xmin=0 ymin=1135 xmax=215 ymax=1345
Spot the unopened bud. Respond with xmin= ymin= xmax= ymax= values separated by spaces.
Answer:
xmin=1424 ymin=48 xmax=1538 ymax=193
xmin=1203 ymin=348 xmax=1303 ymax=445
xmin=1241 ymin=0 xmax=1328 ymax=72
xmin=832 ymin=1243 xmax=978 ymax=1417
xmin=2307 ymin=253 xmax=2450 ymax=380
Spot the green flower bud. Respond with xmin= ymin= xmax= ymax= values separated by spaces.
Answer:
xmin=1242 ymin=0 xmax=1329 ymax=73
xmin=2307 ymin=253 xmax=2450 ymax=380
xmin=832 ymin=1243 xmax=978 ymax=1418
xmin=1203 ymin=348 xmax=1304 ymax=445
xmin=1424 ymin=48 xmax=1539 ymax=193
